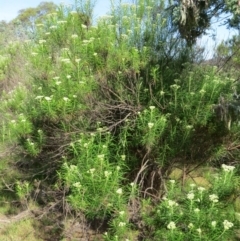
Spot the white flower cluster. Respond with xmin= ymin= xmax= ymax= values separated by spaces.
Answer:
xmin=209 ymin=194 xmax=219 ymax=203
xmin=87 ymin=168 xmax=95 ymax=175
xmin=116 ymin=188 xmax=122 ymax=195
xmin=170 ymin=84 xmax=180 ymax=90
xmin=187 ymin=192 xmax=194 ymax=200
xmin=167 ymin=200 xmax=179 ymax=208
xmin=197 ymin=187 xmax=205 ymax=192
xmin=167 ymin=221 xmax=176 ymax=230
xmin=118 ymin=222 xmax=126 ymax=227
xmin=221 ymin=164 xmax=235 ymax=173
xmin=148 ymin=122 xmax=154 ymax=129
xmin=223 ymin=220 xmax=233 ymax=230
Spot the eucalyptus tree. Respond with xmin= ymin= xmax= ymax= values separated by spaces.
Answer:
xmin=169 ymin=0 xmax=240 ymax=46
xmin=11 ymin=1 xmax=57 ymax=37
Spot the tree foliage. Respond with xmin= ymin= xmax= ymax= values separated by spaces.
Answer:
xmin=171 ymin=0 xmax=240 ymax=45
xmin=11 ymin=1 xmax=57 ymax=30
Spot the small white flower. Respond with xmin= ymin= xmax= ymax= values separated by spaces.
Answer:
xmin=81 ymin=24 xmax=87 ymax=28
xmin=97 ymin=154 xmax=105 ymax=160
xmin=198 ymin=187 xmax=205 ymax=192
xmin=168 ymin=200 xmax=179 ymax=208
xmin=93 ymin=52 xmax=98 ymax=56
xmin=188 ymin=223 xmax=194 ymax=229
xmin=148 ymin=122 xmax=154 ymax=129
xmin=61 ymin=58 xmax=70 ymax=63
xmin=88 ymin=168 xmax=95 ymax=174
xmin=119 ymin=222 xmax=126 ymax=227
xmin=53 ymin=76 xmax=60 ymax=80
xmin=221 ymin=164 xmax=235 ymax=172
xmin=44 ymin=96 xmax=52 ymax=101
xmin=55 ymin=81 xmax=62 ymax=85
xmin=45 ymin=32 xmax=50 ymax=35
xmin=190 ymin=183 xmax=196 ymax=188
xmin=196 ymin=228 xmax=202 ymax=234
xmin=194 ymin=208 xmax=200 ymax=213
xmin=63 ymin=97 xmax=69 ymax=101
xmin=167 ymin=221 xmax=176 ymax=230
xmin=209 ymin=194 xmax=218 ymax=203
xmin=50 ymin=25 xmax=57 ymax=29
xmin=186 ymin=125 xmax=193 ymax=130
xmin=187 ymin=192 xmax=194 ymax=200
xmin=211 ymin=221 xmax=217 ymax=228
xmin=116 ymin=188 xmax=123 ymax=195
xmin=121 ymin=155 xmax=126 ymax=161
xmin=116 ymin=166 xmax=121 ymax=171
xmin=75 ymin=59 xmax=81 ymax=63
xmin=170 ymin=84 xmax=180 ymax=90
xmin=149 ymin=106 xmax=155 ymax=110
xmin=71 ymin=34 xmax=78 ymax=38
xmin=35 ymin=96 xmax=44 ymax=100
xmin=39 ymin=39 xmax=46 ymax=44
xmin=82 ymin=40 xmax=89 ymax=44
xmin=104 ymin=171 xmax=112 ymax=177
xmin=119 ymin=211 xmax=125 ymax=216
xmin=73 ymin=182 xmax=81 ymax=188
xmin=162 ymin=195 xmax=168 ymax=201
xmin=66 ymin=75 xmax=71 ymax=79
xmin=223 ymin=220 xmax=233 ymax=230
xmin=199 ymin=89 xmax=206 ymax=95
xmin=69 ymin=165 xmax=77 ymax=171
xmin=169 ymin=180 xmax=176 ymax=184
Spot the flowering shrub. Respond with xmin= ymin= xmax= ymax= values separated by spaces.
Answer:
xmin=0 ymin=0 xmax=240 ymax=240
xmin=141 ymin=165 xmax=239 ymax=241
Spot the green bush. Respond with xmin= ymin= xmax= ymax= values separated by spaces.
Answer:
xmin=141 ymin=165 xmax=239 ymax=241
xmin=0 ymin=0 xmax=240 ymax=240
